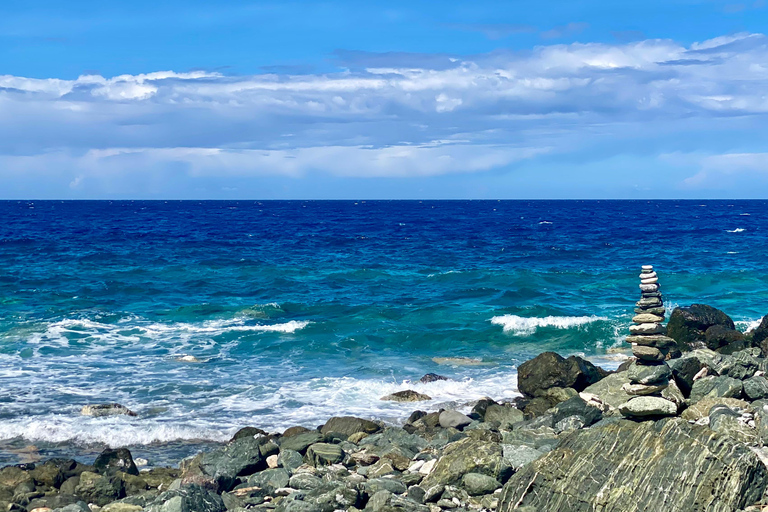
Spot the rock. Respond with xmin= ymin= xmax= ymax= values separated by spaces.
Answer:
xmin=419 ymin=374 xmax=449 ymax=383
xmin=461 ymin=473 xmax=501 ymax=496
xmin=364 ymin=478 xmax=408 ymax=496
xmin=470 ymin=398 xmax=496 ymax=419
xmin=744 ymin=376 xmax=768 ymax=400
xmin=75 ymin=471 xmax=125 ymax=507
xmin=305 ymin=443 xmax=344 ymax=466
xmin=501 ymin=445 xmax=546 ymax=472
xmin=625 ymin=335 xmax=677 ymax=349
xmin=481 ymin=405 xmax=524 ymax=428
xmin=667 ymin=304 xmax=736 ymax=350
xmin=94 ymin=448 xmax=139 ymax=476
xmin=636 ymin=297 xmax=662 ymax=308
xmin=708 ymin=405 xmax=759 ymax=444
xmin=629 ymin=323 xmax=666 ymax=335
xmin=704 ymin=325 xmax=746 ymax=353
xmin=689 ymin=376 xmax=743 ymax=403
xmin=661 ymin=380 xmax=685 ymax=409
xmin=288 ymin=473 xmax=322 ymax=490
xmin=29 ymin=461 xmax=65 ymax=488
xmin=320 ymin=417 xmax=381 ymax=437
xmin=639 ymin=283 xmax=659 ymax=292
xmin=581 ymin=372 xmax=632 ymax=412
xmin=54 ymin=504 xmax=90 ymax=512
xmin=80 ymin=404 xmax=137 ymax=417
xmin=669 ymin=354 xmax=710 ymax=397
xmin=516 ymin=352 xmax=607 ymax=398
xmin=498 ymin=417 xmax=768 ymax=512
xmin=421 ymin=438 xmax=506 ymax=488
xmin=619 ymin=396 xmax=677 ymax=417
xmin=681 ymin=397 xmax=751 ymax=421
xmin=622 ymin=382 xmax=669 ymax=396
xmin=279 ymin=432 xmax=324 ymax=454
xmin=634 ymin=306 xmax=666 ymax=316
xmin=438 ymin=411 xmax=472 ymax=430
xmin=627 ymin=361 xmax=672 ymax=385
xmin=200 ymin=436 xmax=267 ymax=491
xmin=380 ymin=390 xmax=432 ymax=402
xmin=277 ymin=449 xmax=304 ymax=472
xmin=549 ymin=396 xmax=603 ymax=430
xmin=102 ymin=503 xmax=144 ymax=512
xmin=632 ymin=345 xmax=665 ymax=362
xmin=229 ymin=427 xmax=269 ymax=442
xmin=246 ymin=468 xmax=290 ymax=492
xmin=632 ymin=313 xmax=665 ymax=323
xmin=144 ymin=484 xmax=226 ymax=512
xmin=283 ymin=426 xmax=311 ymax=438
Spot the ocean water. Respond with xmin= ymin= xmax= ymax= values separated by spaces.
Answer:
xmin=1 ymin=200 xmax=767 ymax=465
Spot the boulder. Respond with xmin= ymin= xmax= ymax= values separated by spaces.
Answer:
xmin=277 ymin=450 xmax=304 ymax=472
xmin=74 ymin=471 xmax=125 ymax=507
xmin=497 ymin=418 xmax=768 ymax=512
xmin=581 ymin=372 xmax=632 ymax=412
xmin=200 ymin=436 xmax=267 ymax=491
xmin=438 ymin=410 xmax=472 ymax=430
xmin=744 ymin=376 xmax=768 ymax=400
xmin=420 ymin=438 xmax=506 ymax=488
xmin=482 ymin=404 xmax=524 ymax=428
xmin=94 ymin=448 xmax=139 ymax=476
xmin=501 ymin=444 xmax=546 ymax=472
xmin=750 ymin=315 xmax=768 ymax=348
xmin=681 ymin=397 xmax=751 ymax=421
xmin=305 ymin=443 xmax=345 ymax=466
xmin=320 ymin=417 xmax=381 ymax=437
xmin=704 ymin=325 xmax=746 ymax=353
xmin=667 ymin=305 xmax=735 ymax=351
xmin=230 ymin=426 xmax=269 ymax=442
xmin=708 ymin=405 xmax=759 ymax=444
xmin=380 ymin=390 xmax=431 ymax=402
xmin=517 ymin=352 xmax=607 ymax=398
xmin=461 ymin=473 xmax=501 ymax=496
xmin=618 ymin=397 xmax=677 ymax=418
xmin=627 ymin=362 xmax=672 ymax=385
xmin=246 ymin=468 xmax=289 ymax=492
xmin=279 ymin=432 xmax=324 ymax=454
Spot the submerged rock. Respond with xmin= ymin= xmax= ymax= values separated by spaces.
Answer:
xmin=498 ymin=418 xmax=768 ymax=512
xmin=419 ymin=373 xmax=449 ymax=383
xmin=81 ymin=404 xmax=137 ymax=417
xmin=380 ymin=390 xmax=432 ymax=402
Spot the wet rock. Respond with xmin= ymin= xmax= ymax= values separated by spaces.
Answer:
xmin=419 ymin=374 xmax=449 ymax=383
xmin=144 ymin=484 xmax=226 ymax=512
xmin=438 ymin=411 xmax=472 ymax=430
xmin=246 ymin=468 xmax=290 ymax=492
xmin=94 ymin=448 xmax=139 ymax=476
xmin=627 ymin=362 xmax=672 ymax=385
xmin=280 ymin=433 xmax=324 ymax=454
xmin=305 ymin=444 xmax=344 ymax=466
xmin=704 ymin=325 xmax=747 ymax=354
xmin=618 ymin=397 xmax=677 ymax=418
xmin=80 ymin=404 xmax=137 ymax=417
xmin=320 ymin=417 xmax=381 ymax=437
xmin=689 ymin=376 xmax=743 ymax=403
xmin=498 ymin=418 xmax=768 ymax=512
xmin=74 ymin=471 xmax=125 ymax=507
xmin=667 ymin=304 xmax=736 ymax=351
xmin=380 ymin=390 xmax=432 ymax=402
xmin=517 ymin=352 xmax=607 ymax=398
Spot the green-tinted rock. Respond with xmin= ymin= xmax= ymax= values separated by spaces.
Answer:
xmin=364 ymin=478 xmax=407 ymax=496
xmin=420 ymin=438 xmax=505 ymax=488
xmin=483 ymin=405 xmax=524 ymax=429
xmin=689 ymin=376 xmax=743 ymax=403
xmin=305 ymin=443 xmax=344 ymax=466
xmin=581 ymin=372 xmax=632 ymax=413
xmin=320 ymin=417 xmax=381 ymax=437
xmin=75 ymin=471 xmax=126 ymax=507
xmin=279 ymin=432 xmax=323 ymax=454
xmin=277 ymin=449 xmax=304 ymax=472
xmin=380 ymin=390 xmax=431 ymax=402
xmin=627 ymin=362 xmax=672 ymax=385
xmin=618 ymin=397 xmax=677 ymax=418
xmin=498 ymin=418 xmax=768 ymax=512
xmin=246 ymin=468 xmax=290 ymax=492
xmin=461 ymin=473 xmax=501 ymax=496
xmin=201 ymin=437 xmax=267 ymax=491
xmin=501 ymin=445 xmax=546 ymax=472
xmin=144 ymin=484 xmax=226 ymax=512
xmin=94 ymin=448 xmax=140 ymax=476
xmin=744 ymin=376 xmax=768 ymax=400
xmin=708 ymin=405 xmax=759 ymax=444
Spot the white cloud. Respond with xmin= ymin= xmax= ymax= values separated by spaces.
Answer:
xmin=3 ymin=32 xmax=768 ymax=193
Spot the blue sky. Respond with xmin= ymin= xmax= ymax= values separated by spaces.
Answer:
xmin=3 ymin=0 xmax=768 ymax=198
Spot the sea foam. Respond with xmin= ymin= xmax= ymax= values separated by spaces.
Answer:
xmin=490 ymin=314 xmax=607 ymax=335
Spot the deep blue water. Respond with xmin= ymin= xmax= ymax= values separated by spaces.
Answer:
xmin=0 ymin=200 xmax=767 ymax=465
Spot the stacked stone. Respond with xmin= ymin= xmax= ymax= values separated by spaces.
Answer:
xmin=623 ymin=265 xmax=677 ymax=397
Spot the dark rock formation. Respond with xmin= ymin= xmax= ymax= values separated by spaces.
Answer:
xmin=498 ymin=418 xmax=768 ymax=512
xmin=517 ymin=352 xmax=607 ymax=398
xmin=419 ymin=373 xmax=449 ymax=383
xmin=320 ymin=416 xmax=381 ymax=437
xmin=93 ymin=448 xmax=139 ymax=476
xmin=667 ymin=304 xmax=736 ymax=351
xmin=380 ymin=390 xmax=432 ymax=402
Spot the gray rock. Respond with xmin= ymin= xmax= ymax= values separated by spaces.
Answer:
xmin=482 ymin=404 xmax=524 ymax=429
xmin=708 ymin=405 xmax=758 ymax=445
xmin=498 ymin=418 xmax=768 ymax=512
xmin=501 ymin=445 xmax=545 ymax=472
xmin=289 ymin=473 xmax=323 ymax=490
xmin=689 ymin=376 xmax=743 ymax=403
xmin=438 ymin=410 xmax=472 ymax=430
xmin=629 ymin=323 xmax=666 ymax=335
xmin=94 ymin=447 xmax=139 ymax=476
xmin=201 ymin=436 xmax=267 ymax=491
xmin=305 ymin=443 xmax=344 ymax=466
xmin=421 ymin=438 xmax=506 ymax=488
xmin=627 ymin=362 xmax=672 ymax=385
xmin=667 ymin=304 xmax=736 ymax=351
xmin=53 ymin=503 xmax=91 ymax=512
xmin=364 ymin=478 xmax=407 ymax=496
xmin=618 ymin=397 xmax=677 ymax=418
xmin=81 ymin=403 xmax=137 ymax=417
xmin=461 ymin=473 xmax=501 ymax=496
xmin=280 ymin=432 xmax=323 ymax=454
xmin=516 ymin=352 xmax=607 ymax=398
xmin=632 ymin=345 xmax=665 ymax=362
xmin=419 ymin=373 xmax=449 ymax=383
xmin=366 ymin=490 xmax=393 ymax=512
xmin=144 ymin=484 xmax=227 ymax=512
xmin=246 ymin=468 xmax=290 ymax=492
xmin=74 ymin=471 xmax=125 ymax=507
xmin=744 ymin=376 xmax=768 ymax=400
xmin=582 ymin=372 xmax=632 ymax=412
xmin=407 ymin=485 xmax=426 ymax=504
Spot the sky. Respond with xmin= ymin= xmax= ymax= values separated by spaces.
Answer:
xmin=3 ymin=1 xmax=768 ymax=198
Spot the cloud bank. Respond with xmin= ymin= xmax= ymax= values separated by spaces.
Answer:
xmin=3 ymin=32 xmax=768 ymax=197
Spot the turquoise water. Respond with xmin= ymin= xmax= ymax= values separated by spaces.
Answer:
xmin=0 ymin=200 xmax=766 ymax=464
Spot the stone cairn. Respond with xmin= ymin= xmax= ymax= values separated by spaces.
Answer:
xmin=623 ymin=265 xmax=677 ymax=397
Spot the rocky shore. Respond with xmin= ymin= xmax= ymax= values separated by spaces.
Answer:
xmin=5 ymin=284 xmax=768 ymax=511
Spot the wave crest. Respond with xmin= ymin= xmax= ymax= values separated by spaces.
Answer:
xmin=490 ymin=314 xmax=607 ymax=335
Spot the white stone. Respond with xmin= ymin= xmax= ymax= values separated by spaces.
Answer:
xmin=408 ymin=460 xmax=425 ymax=472
xmin=629 ymin=323 xmax=666 ymax=335
xmin=639 ymin=272 xmax=657 ymax=279
xmin=640 ymin=277 xmax=659 ymax=285
xmin=642 ymin=265 xmax=654 ymax=270
xmin=639 ymin=283 xmax=660 ymax=292
xmin=419 ymin=459 xmax=437 ymax=475
xmin=267 ymin=454 xmax=279 ymax=468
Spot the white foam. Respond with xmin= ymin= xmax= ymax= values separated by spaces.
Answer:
xmin=727 ymin=228 xmax=746 ymax=233
xmin=538 ymin=221 xmax=553 ymax=224
xmin=490 ymin=314 xmax=607 ymax=335
xmin=740 ymin=213 xmax=751 ymax=216
xmin=735 ymin=319 xmax=763 ymax=333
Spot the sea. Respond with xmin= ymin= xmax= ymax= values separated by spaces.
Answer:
xmin=1 ymin=200 xmax=766 ymax=466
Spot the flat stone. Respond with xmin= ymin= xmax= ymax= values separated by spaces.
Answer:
xmin=641 ymin=291 xmax=662 ymax=298
xmin=639 ymin=283 xmax=660 ymax=292
xmin=619 ymin=396 xmax=677 ymax=417
xmin=634 ymin=307 xmax=666 ymax=316
xmin=438 ymin=410 xmax=472 ymax=429
xmin=629 ymin=323 xmax=666 ymax=335
xmin=639 ymin=272 xmax=657 ymax=279
xmin=305 ymin=443 xmax=344 ymax=466
xmin=622 ymin=382 xmax=669 ymax=396
xmin=625 ymin=335 xmax=676 ymax=348
xmin=744 ymin=376 xmax=768 ymax=400
xmin=632 ymin=345 xmax=665 ymax=362
xmin=636 ymin=297 xmax=662 ymax=308
xmin=641 ymin=265 xmax=654 ymax=270
xmin=641 ymin=277 xmax=659 ymax=285
xmin=633 ymin=313 xmax=665 ymax=324
xmin=689 ymin=375 xmax=743 ymax=403
xmin=627 ymin=361 xmax=672 ymax=385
